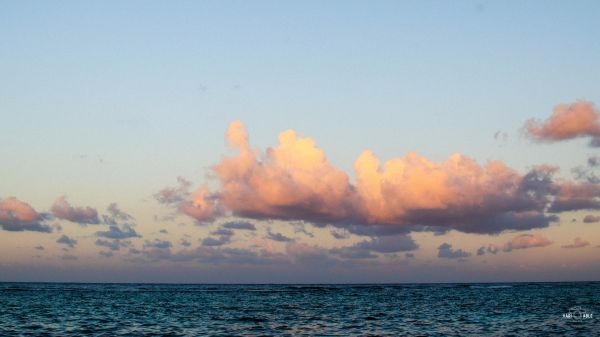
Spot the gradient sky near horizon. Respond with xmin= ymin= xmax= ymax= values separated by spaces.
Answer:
xmin=2 ymin=1 xmax=600 ymax=283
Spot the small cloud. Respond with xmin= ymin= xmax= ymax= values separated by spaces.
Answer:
xmin=61 ymin=254 xmax=78 ymax=260
xmin=523 ymin=101 xmax=600 ymax=147
xmin=437 ymin=243 xmax=471 ymax=259
xmin=583 ymin=215 xmax=600 ymax=223
xmin=0 ymin=197 xmax=51 ymax=232
xmin=562 ymin=237 xmax=590 ymax=249
xmin=144 ymin=239 xmax=172 ymax=249
xmin=222 ymin=221 xmax=256 ymax=231
xmin=201 ymin=236 xmax=230 ymax=247
xmin=159 ymin=229 xmax=168 ymax=234
xmin=503 ymin=234 xmax=553 ymax=252
xmin=476 ymin=244 xmax=498 ymax=256
xmin=56 ymin=235 xmax=77 ymax=248
xmin=96 ymin=225 xmax=140 ymax=240
xmin=180 ymin=238 xmax=191 ymax=247
xmin=330 ymin=230 xmax=349 ymax=240
xmin=51 ymin=196 xmax=99 ymax=225
xmin=103 ymin=203 xmax=133 ymax=225
xmin=99 ymin=251 xmax=114 ymax=258
xmin=34 ymin=245 xmax=44 ymax=251
xmin=265 ymin=228 xmax=294 ymax=242
xmin=95 ymin=239 xmax=128 ymax=251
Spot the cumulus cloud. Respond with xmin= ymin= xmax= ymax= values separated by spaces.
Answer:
xmin=437 ymin=243 xmax=471 ymax=259
xmin=0 ymin=197 xmax=51 ymax=232
xmin=222 ymin=221 xmax=256 ymax=231
xmin=209 ymin=121 xmax=563 ymax=234
xmin=156 ymin=120 xmax=600 ymax=236
xmin=562 ymin=237 xmax=590 ymax=249
xmin=56 ymin=235 xmax=77 ymax=248
xmin=523 ymin=101 xmax=600 ymax=146
xmin=503 ymin=234 xmax=553 ymax=252
xmin=583 ymin=215 xmax=600 ymax=223
xmin=51 ymin=196 xmax=99 ymax=225
xmin=96 ymin=225 xmax=139 ymax=239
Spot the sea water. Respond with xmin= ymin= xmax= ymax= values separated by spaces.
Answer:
xmin=1 ymin=282 xmax=598 ymax=336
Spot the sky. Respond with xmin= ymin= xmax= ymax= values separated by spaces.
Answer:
xmin=1 ymin=0 xmax=600 ymax=283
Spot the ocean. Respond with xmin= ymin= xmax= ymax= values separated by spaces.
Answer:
xmin=0 ymin=282 xmax=598 ymax=336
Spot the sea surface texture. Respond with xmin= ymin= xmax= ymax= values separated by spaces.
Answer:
xmin=0 ymin=282 xmax=598 ymax=336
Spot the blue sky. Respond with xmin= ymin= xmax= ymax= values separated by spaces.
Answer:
xmin=1 ymin=1 xmax=600 ymax=282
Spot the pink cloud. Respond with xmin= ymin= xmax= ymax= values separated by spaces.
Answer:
xmin=561 ymin=237 xmax=590 ymax=249
xmin=523 ymin=101 xmax=600 ymax=146
xmin=0 ymin=197 xmax=51 ymax=232
xmin=158 ymin=120 xmax=600 ymax=234
xmin=502 ymin=234 xmax=553 ymax=252
xmin=209 ymin=121 xmax=557 ymax=234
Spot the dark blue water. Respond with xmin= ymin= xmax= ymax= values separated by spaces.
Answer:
xmin=0 ymin=282 xmax=598 ymax=336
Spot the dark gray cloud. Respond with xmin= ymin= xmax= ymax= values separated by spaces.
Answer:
xmin=144 ymin=239 xmax=172 ymax=249
xmin=330 ymin=230 xmax=349 ymax=240
xmin=265 ymin=228 xmax=294 ymax=242
xmin=96 ymin=225 xmax=140 ymax=240
xmin=56 ymin=235 xmax=77 ymax=248
xmin=222 ymin=221 xmax=256 ymax=231
xmin=437 ymin=243 xmax=471 ymax=259
xmin=331 ymin=235 xmax=418 ymax=259
xmin=51 ymin=196 xmax=100 ymax=225
xmin=201 ymin=236 xmax=231 ymax=247
xmin=476 ymin=244 xmax=499 ymax=256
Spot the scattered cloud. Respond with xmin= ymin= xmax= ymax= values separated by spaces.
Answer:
xmin=99 ymin=251 xmax=114 ymax=258
xmin=476 ymin=244 xmax=499 ymax=256
xmin=144 ymin=239 xmax=172 ymax=249
xmin=562 ymin=237 xmax=590 ymax=249
xmin=583 ymin=215 xmax=600 ymax=223
xmin=222 ymin=221 xmax=256 ymax=231
xmin=265 ymin=228 xmax=294 ymax=242
xmin=503 ymin=234 xmax=553 ymax=252
xmin=96 ymin=225 xmax=140 ymax=239
xmin=51 ymin=196 xmax=99 ymax=225
xmin=0 ymin=197 xmax=51 ymax=232
xmin=523 ymin=101 xmax=600 ymax=147
xmin=95 ymin=239 xmax=129 ymax=251
xmin=102 ymin=203 xmax=133 ymax=225
xmin=61 ymin=254 xmax=78 ymax=261
xmin=330 ymin=229 xmax=349 ymax=240
xmin=56 ymin=234 xmax=77 ymax=248
xmin=34 ymin=245 xmax=44 ymax=251
xmin=437 ymin=243 xmax=471 ymax=259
